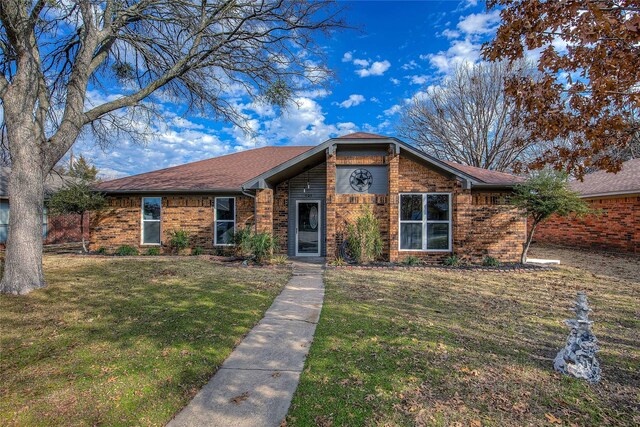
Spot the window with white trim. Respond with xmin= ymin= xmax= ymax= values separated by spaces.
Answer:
xmin=214 ymin=197 xmax=235 ymax=245
xmin=142 ymin=197 xmax=161 ymax=245
xmin=399 ymin=193 xmax=451 ymax=251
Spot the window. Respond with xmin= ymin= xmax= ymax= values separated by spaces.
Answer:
xmin=142 ymin=197 xmax=161 ymax=245
xmin=399 ymin=193 xmax=451 ymax=251
xmin=0 ymin=201 xmax=47 ymax=243
xmin=0 ymin=200 xmax=8 ymax=243
xmin=215 ymin=197 xmax=235 ymax=245
xmin=42 ymin=206 xmax=48 ymax=240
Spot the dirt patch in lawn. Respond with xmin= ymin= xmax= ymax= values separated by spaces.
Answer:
xmin=287 ymin=251 xmax=639 ymax=426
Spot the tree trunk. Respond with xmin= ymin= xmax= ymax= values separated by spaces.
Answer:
xmin=0 ymin=141 xmax=46 ymax=294
xmin=521 ymin=221 xmax=538 ymax=264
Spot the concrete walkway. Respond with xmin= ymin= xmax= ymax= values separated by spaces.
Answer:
xmin=168 ymin=259 xmax=325 ymax=427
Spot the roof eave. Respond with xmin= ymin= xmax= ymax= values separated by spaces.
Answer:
xmin=471 ymin=183 xmax=520 ymax=190
xmin=578 ymin=189 xmax=640 ymax=198
xmin=98 ymin=187 xmax=244 ymax=194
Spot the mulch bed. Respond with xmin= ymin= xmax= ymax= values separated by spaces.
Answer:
xmin=327 ymin=262 xmax=555 ymax=273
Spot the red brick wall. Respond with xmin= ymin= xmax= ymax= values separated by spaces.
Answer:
xmin=90 ymin=194 xmax=253 ymax=253
xmin=45 ymin=213 xmax=89 ymax=244
xmin=273 ymin=181 xmax=289 ymax=254
xmin=533 ymin=195 xmax=639 ymax=253
xmin=324 ymin=152 xmax=526 ymax=263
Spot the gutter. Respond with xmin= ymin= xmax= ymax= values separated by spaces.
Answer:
xmin=578 ymin=190 xmax=640 ymax=199
xmin=97 ymin=188 xmax=244 ymax=195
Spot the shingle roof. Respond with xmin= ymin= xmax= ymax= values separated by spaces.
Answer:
xmin=569 ymin=158 xmax=640 ymax=197
xmin=442 ymin=161 xmax=525 ymax=185
xmin=337 ymin=132 xmax=388 ymax=139
xmin=96 ymin=146 xmax=312 ymax=192
xmin=0 ymin=167 xmax=78 ymax=198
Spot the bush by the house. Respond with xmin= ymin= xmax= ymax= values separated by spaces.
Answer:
xmin=168 ymin=229 xmax=190 ymax=254
xmin=95 ymin=247 xmax=107 ymax=255
xmin=443 ymin=255 xmax=460 ymax=266
xmin=145 ymin=247 xmax=161 ymax=256
xmin=346 ymin=205 xmax=383 ymax=264
xmin=232 ymin=225 xmax=253 ymax=257
xmin=249 ymin=232 xmax=278 ymax=264
xmin=192 ymin=247 xmax=204 ymax=256
xmin=483 ymin=256 xmax=500 ymax=267
xmin=402 ymin=255 xmax=420 ymax=266
xmin=270 ymin=255 xmax=289 ymax=265
xmin=115 ymin=245 xmax=138 ymax=256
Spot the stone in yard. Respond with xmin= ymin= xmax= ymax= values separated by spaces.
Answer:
xmin=553 ymin=292 xmax=601 ymax=383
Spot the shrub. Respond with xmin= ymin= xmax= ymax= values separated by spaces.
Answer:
xmin=232 ymin=225 xmax=253 ymax=257
xmin=270 ymin=255 xmax=289 ymax=265
xmin=168 ymin=229 xmax=190 ymax=254
xmin=95 ymin=247 xmax=107 ymax=255
xmin=443 ymin=255 xmax=460 ymax=266
xmin=145 ymin=247 xmax=161 ymax=256
xmin=346 ymin=205 xmax=383 ymax=264
xmin=329 ymin=257 xmax=347 ymax=267
xmin=402 ymin=256 xmax=420 ymax=266
xmin=249 ymin=232 xmax=278 ymax=264
xmin=192 ymin=247 xmax=204 ymax=256
xmin=115 ymin=245 xmax=138 ymax=256
xmin=483 ymin=256 xmax=500 ymax=267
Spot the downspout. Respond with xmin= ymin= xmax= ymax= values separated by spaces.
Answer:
xmin=241 ymin=186 xmax=257 ymax=233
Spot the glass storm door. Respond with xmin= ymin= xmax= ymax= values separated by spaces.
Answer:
xmin=296 ymin=201 xmax=320 ymax=256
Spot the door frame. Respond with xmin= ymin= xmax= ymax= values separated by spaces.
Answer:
xmin=295 ymin=199 xmax=321 ymax=257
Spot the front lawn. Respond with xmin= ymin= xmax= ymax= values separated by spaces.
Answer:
xmin=287 ymin=252 xmax=639 ymax=426
xmin=0 ymin=255 xmax=290 ymax=426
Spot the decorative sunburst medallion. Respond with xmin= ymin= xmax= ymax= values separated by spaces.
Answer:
xmin=349 ymin=168 xmax=373 ymax=192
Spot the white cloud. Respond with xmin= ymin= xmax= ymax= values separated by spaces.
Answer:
xmin=426 ymin=39 xmax=481 ymax=73
xmin=338 ymin=94 xmax=366 ymax=108
xmin=440 ymin=29 xmax=461 ymax=39
xmin=390 ymin=77 xmax=401 ymax=85
xmin=401 ymin=60 xmax=418 ymax=70
xmin=457 ymin=10 xmax=501 ymax=36
xmin=342 ymin=51 xmax=353 ymax=62
xmin=408 ymin=75 xmax=430 ymax=85
xmin=353 ymin=58 xmax=370 ymax=67
xmin=383 ymin=104 xmax=402 ymax=116
xmin=355 ymin=60 xmax=391 ymax=77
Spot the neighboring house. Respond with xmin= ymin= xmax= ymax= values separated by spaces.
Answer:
xmin=534 ymin=158 xmax=640 ymax=254
xmin=0 ymin=167 xmax=88 ymax=247
xmin=92 ymin=133 xmax=526 ymax=262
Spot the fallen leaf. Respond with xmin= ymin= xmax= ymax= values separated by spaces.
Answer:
xmin=470 ymin=420 xmax=482 ymax=427
xmin=545 ymin=413 xmax=562 ymax=424
xmin=230 ymin=391 xmax=249 ymax=405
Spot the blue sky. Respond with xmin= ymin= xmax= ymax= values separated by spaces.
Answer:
xmin=73 ymin=0 xmax=501 ymax=178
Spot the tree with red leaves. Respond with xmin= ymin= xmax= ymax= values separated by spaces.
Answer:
xmin=483 ymin=0 xmax=640 ymax=177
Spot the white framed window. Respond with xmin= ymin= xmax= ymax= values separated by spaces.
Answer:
xmin=399 ymin=193 xmax=451 ymax=251
xmin=141 ymin=197 xmax=162 ymax=245
xmin=214 ymin=197 xmax=235 ymax=246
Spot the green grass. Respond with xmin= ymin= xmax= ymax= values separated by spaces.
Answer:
xmin=0 ymin=255 xmax=290 ymax=426
xmin=287 ymin=259 xmax=639 ymax=426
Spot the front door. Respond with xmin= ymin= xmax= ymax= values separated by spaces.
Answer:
xmin=296 ymin=201 xmax=321 ymax=256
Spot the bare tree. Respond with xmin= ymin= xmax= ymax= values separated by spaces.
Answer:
xmin=397 ymin=61 xmax=541 ymax=172
xmin=0 ymin=0 xmax=345 ymax=294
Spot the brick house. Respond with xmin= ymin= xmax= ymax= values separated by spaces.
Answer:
xmin=0 ymin=167 xmax=89 ymax=248
xmin=533 ymin=158 xmax=640 ymax=254
xmin=92 ymin=133 xmax=526 ymax=262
